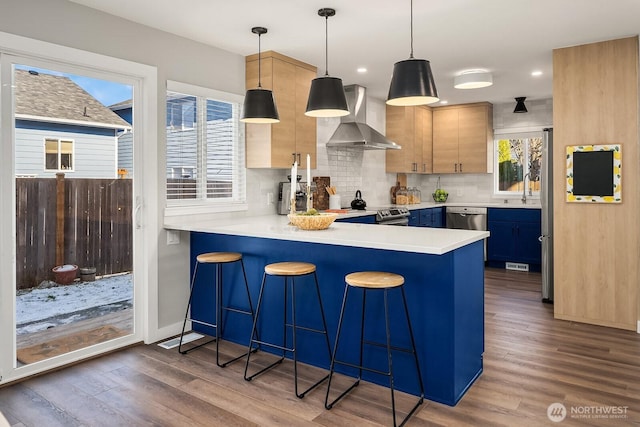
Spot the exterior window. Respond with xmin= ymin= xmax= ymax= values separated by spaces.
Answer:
xmin=165 ymin=81 xmax=246 ymax=211
xmin=45 ymin=138 xmax=73 ymax=171
xmin=494 ymin=134 xmax=542 ymax=197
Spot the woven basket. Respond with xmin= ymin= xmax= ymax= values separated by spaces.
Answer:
xmin=288 ymin=213 xmax=338 ymax=230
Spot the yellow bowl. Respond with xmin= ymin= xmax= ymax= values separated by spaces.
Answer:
xmin=288 ymin=213 xmax=338 ymax=230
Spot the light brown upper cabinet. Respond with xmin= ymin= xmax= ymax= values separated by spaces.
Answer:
xmin=245 ymin=51 xmax=317 ymax=168
xmin=432 ymin=102 xmax=493 ymax=174
xmin=385 ymin=105 xmax=433 ymax=173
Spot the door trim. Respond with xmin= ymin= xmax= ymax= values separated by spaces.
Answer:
xmin=0 ymin=31 xmax=158 ymax=384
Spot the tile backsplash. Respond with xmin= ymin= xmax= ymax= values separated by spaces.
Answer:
xmin=248 ymin=97 xmax=552 ymax=213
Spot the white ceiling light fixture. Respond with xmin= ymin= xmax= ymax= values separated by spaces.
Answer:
xmin=531 ymin=70 xmax=543 ymax=76
xmin=454 ymin=70 xmax=493 ymax=89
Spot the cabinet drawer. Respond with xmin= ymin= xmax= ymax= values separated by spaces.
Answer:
xmin=488 ymin=208 xmax=540 ymax=223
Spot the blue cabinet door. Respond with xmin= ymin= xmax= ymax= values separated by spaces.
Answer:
xmin=516 ymin=222 xmax=542 ymax=264
xmin=408 ymin=210 xmax=420 ymax=227
xmin=487 ymin=221 xmax=515 ymax=261
xmin=432 ymin=207 xmax=444 ymax=228
xmin=417 ymin=207 xmax=444 ymax=228
xmin=487 ymin=208 xmax=541 ymax=265
xmin=335 ymin=215 xmax=376 ymax=224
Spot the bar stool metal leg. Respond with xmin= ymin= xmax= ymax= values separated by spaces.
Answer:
xmin=244 ymin=272 xmax=285 ymax=380
xmin=179 ymin=256 xmax=257 ymax=368
xmin=179 ymin=260 xmax=215 ymax=354
xmin=325 ymin=279 xmax=424 ymax=427
xmin=245 ymin=268 xmax=331 ymax=399
xmin=215 ymin=259 xmax=259 ymax=368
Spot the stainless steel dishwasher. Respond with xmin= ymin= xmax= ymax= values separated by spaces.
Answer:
xmin=446 ymin=206 xmax=488 ymax=259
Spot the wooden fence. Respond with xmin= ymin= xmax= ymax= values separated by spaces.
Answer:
xmin=16 ymin=177 xmax=132 ymax=289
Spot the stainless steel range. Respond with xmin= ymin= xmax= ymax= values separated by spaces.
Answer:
xmin=375 ymin=207 xmax=410 ymax=226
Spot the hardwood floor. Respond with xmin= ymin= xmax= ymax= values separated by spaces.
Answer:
xmin=1 ymin=268 xmax=639 ymax=426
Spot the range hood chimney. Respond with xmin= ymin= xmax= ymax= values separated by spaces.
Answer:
xmin=326 ymin=85 xmax=400 ymax=150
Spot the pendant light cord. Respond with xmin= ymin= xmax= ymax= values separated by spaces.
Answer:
xmin=324 ymin=14 xmax=329 ymax=76
xmin=409 ymin=0 xmax=414 ymax=59
xmin=257 ymin=33 xmax=262 ymax=88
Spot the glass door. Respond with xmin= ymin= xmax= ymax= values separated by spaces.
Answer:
xmin=0 ymin=51 xmax=145 ymax=378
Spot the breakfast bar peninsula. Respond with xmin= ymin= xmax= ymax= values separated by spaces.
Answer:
xmin=164 ymin=214 xmax=488 ymax=406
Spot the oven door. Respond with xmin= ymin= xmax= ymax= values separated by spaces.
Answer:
xmin=376 ymin=217 xmax=409 ymax=226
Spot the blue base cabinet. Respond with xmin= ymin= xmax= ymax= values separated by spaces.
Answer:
xmin=409 ymin=207 xmax=445 ymax=228
xmin=487 ymin=208 xmax=541 ymax=268
xmin=335 ymin=214 xmax=376 ymax=224
xmin=189 ymin=232 xmax=485 ymax=406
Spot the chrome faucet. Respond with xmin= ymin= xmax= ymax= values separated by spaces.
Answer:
xmin=521 ymin=172 xmax=531 ymax=204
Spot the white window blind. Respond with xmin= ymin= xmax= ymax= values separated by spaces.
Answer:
xmin=165 ymin=81 xmax=245 ymax=211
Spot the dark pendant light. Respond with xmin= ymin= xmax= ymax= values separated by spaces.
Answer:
xmin=387 ymin=0 xmax=439 ymax=106
xmin=241 ymin=27 xmax=280 ymax=124
xmin=514 ymin=97 xmax=528 ymax=113
xmin=305 ymin=8 xmax=349 ymax=118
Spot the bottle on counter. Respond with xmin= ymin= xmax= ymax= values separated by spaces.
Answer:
xmin=407 ymin=187 xmax=416 ymax=204
xmin=390 ymin=181 xmax=400 ymax=204
xmin=412 ymin=187 xmax=421 ymax=204
xmin=396 ymin=186 xmax=408 ymax=205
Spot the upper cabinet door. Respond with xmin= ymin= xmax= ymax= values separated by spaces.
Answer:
xmin=457 ymin=104 xmax=492 ymax=173
xmin=385 ymin=105 xmax=416 ymax=173
xmin=432 ymin=108 xmax=459 ymax=173
xmin=432 ymin=102 xmax=493 ymax=174
xmin=245 ymin=51 xmax=317 ymax=169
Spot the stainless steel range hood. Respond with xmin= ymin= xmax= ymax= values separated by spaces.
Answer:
xmin=326 ymin=84 xmax=400 ymax=150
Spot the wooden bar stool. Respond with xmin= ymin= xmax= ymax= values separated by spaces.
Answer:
xmin=244 ymin=261 xmax=332 ymax=398
xmin=179 ymin=252 xmax=257 ymax=368
xmin=325 ymin=271 xmax=424 ymax=427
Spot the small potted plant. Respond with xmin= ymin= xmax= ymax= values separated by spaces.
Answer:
xmin=52 ymin=264 xmax=78 ymax=285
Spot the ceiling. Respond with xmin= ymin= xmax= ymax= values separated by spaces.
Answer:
xmin=70 ymin=0 xmax=640 ymax=106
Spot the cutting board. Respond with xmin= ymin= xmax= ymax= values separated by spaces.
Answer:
xmin=313 ymin=176 xmax=330 ymax=210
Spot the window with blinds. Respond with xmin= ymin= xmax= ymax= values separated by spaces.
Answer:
xmin=165 ymin=82 xmax=246 ymax=209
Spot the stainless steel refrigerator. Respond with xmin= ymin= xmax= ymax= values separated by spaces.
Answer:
xmin=540 ymin=128 xmax=554 ymax=302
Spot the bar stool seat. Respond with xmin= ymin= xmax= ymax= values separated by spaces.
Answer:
xmin=179 ymin=251 xmax=256 ymax=368
xmin=245 ymin=261 xmax=332 ymax=399
xmin=345 ymin=271 xmax=404 ymax=289
xmin=325 ymin=271 xmax=424 ymax=426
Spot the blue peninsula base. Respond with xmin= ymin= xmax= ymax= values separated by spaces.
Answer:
xmin=189 ymin=231 xmax=484 ymax=406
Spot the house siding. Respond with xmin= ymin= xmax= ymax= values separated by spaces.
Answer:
xmin=117 ymin=131 xmax=133 ymax=175
xmin=15 ymin=125 xmax=117 ymax=178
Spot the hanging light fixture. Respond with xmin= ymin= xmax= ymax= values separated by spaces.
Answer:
xmin=514 ymin=97 xmax=528 ymax=113
xmin=305 ymin=8 xmax=349 ymax=118
xmin=387 ymin=0 xmax=439 ymax=106
xmin=241 ymin=27 xmax=279 ymax=124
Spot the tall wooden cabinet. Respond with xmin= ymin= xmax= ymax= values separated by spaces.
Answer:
xmin=245 ymin=51 xmax=317 ymax=169
xmin=385 ymin=105 xmax=433 ymax=173
xmin=432 ymin=102 xmax=493 ymax=174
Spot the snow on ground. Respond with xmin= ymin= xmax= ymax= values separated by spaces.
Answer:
xmin=16 ymin=273 xmax=133 ymax=334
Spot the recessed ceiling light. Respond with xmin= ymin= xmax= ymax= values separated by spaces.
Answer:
xmin=454 ymin=69 xmax=493 ymax=89
xmin=357 ymin=67 xmax=367 ymax=73
xmin=531 ymin=70 xmax=543 ymax=76
xmin=440 ymin=100 xmax=448 ymax=104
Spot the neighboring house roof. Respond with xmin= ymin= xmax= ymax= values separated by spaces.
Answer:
xmin=15 ymin=69 xmax=131 ymax=130
xmin=108 ymin=99 xmax=132 ymax=110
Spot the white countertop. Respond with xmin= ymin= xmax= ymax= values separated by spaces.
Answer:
xmin=164 ymin=214 xmax=489 ymax=255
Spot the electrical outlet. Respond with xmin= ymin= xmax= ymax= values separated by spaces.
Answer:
xmin=456 ymin=189 xmax=463 ymax=197
xmin=166 ymin=230 xmax=180 ymax=245
xmin=266 ymin=192 xmax=273 ymax=205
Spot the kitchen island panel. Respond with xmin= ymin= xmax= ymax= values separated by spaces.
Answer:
xmin=189 ymin=231 xmax=484 ymax=406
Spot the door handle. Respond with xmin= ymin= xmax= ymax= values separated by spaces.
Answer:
xmin=454 ymin=163 xmax=457 ymax=172
xmin=134 ymin=196 xmax=143 ymax=229
xmin=459 ymin=163 xmax=463 ymax=173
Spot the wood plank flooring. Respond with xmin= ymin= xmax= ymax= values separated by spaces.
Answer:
xmin=2 ymin=268 xmax=640 ymax=426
